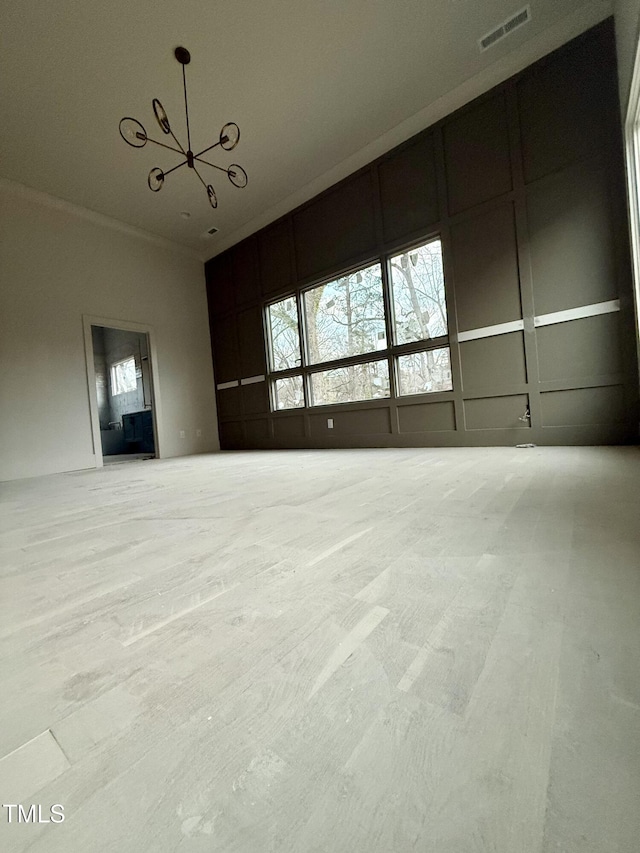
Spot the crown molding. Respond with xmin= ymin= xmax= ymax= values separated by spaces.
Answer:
xmin=0 ymin=177 xmax=204 ymax=262
xmin=206 ymin=0 xmax=613 ymax=258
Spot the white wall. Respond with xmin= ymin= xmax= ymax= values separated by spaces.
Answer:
xmin=0 ymin=183 xmax=219 ymax=480
xmin=615 ymin=0 xmax=640 ymax=114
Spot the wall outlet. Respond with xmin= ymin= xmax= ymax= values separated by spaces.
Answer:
xmin=327 ymin=418 xmax=334 ymax=429
xmin=196 ymin=429 xmax=202 ymax=437
xmin=179 ymin=430 xmax=186 ymax=439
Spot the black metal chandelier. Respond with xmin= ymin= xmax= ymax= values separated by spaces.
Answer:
xmin=119 ymin=46 xmax=247 ymax=209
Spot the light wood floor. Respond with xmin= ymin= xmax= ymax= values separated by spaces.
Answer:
xmin=1 ymin=447 xmax=639 ymax=852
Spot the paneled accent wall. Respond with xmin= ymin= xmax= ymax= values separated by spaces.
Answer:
xmin=206 ymin=20 xmax=639 ymax=449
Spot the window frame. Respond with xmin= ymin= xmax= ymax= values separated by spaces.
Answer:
xmin=272 ymin=373 xmax=306 ymax=411
xmin=300 ymin=260 xmax=388 ymax=368
xmin=264 ymin=293 xmax=303 ymax=374
xmin=264 ymin=289 xmax=308 ymax=412
xmin=264 ymin=232 xmax=454 ymax=412
xmin=394 ymin=345 xmax=454 ymax=398
xmin=387 ymin=234 xmax=449 ymax=349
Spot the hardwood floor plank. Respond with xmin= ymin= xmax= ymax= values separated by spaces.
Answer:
xmin=0 ymin=729 xmax=70 ymax=804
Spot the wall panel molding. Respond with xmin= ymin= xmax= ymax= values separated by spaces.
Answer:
xmin=205 ymin=19 xmax=638 ymax=451
xmin=457 ymin=320 xmax=525 ymax=342
xmin=534 ymin=299 xmax=620 ymax=327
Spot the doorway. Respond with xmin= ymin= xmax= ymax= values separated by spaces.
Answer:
xmin=83 ymin=317 xmax=160 ymax=467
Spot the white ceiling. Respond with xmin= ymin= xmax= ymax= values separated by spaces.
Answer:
xmin=0 ymin=0 xmax=611 ymax=259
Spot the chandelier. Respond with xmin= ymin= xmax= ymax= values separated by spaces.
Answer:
xmin=118 ymin=47 xmax=247 ymax=209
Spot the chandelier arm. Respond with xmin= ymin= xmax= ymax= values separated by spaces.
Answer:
xmin=194 ymin=156 xmax=231 ymax=174
xmin=191 ymin=164 xmax=209 ymax=190
xmin=182 ymin=65 xmax=191 ymax=153
xmin=168 ymin=128 xmax=187 ymax=155
xmin=145 ymin=136 xmax=185 ymax=156
xmin=193 ymin=140 xmax=222 ymax=159
xmin=162 ymin=159 xmax=189 ymax=178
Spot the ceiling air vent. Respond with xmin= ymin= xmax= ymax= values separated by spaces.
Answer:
xmin=206 ymin=226 xmax=219 ymax=236
xmin=479 ymin=5 xmax=531 ymax=52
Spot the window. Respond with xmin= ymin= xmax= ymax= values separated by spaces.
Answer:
xmin=264 ymin=238 xmax=454 ymax=411
xmin=389 ymin=239 xmax=447 ymax=344
xmin=303 ymin=263 xmax=386 ymax=364
xmin=389 ymin=238 xmax=450 ymax=399
xmin=396 ymin=347 xmax=452 ymax=396
xmin=310 ymin=359 xmax=390 ymax=406
xmin=267 ymin=297 xmax=301 ymax=371
xmin=110 ymin=357 xmax=137 ymax=395
xmin=265 ymin=296 xmax=304 ymax=410
xmin=273 ymin=375 xmax=304 ymax=410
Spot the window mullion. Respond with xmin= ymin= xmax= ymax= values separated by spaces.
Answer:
xmin=392 ymin=335 xmax=450 ymax=358
xmin=309 ymin=348 xmax=394 ymax=374
xmin=380 ymin=254 xmax=398 ymax=400
xmin=296 ymin=288 xmax=311 ymax=407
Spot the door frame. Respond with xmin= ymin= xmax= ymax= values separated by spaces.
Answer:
xmin=624 ymin=34 xmax=640 ymax=371
xmin=82 ymin=314 xmax=164 ymax=468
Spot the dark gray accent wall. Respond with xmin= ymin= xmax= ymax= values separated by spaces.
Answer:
xmin=206 ymin=20 xmax=639 ymax=450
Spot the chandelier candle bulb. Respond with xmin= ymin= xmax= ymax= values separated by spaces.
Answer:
xmin=118 ymin=46 xmax=247 ymax=211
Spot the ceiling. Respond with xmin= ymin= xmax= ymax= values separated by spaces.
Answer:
xmin=0 ymin=0 xmax=611 ymax=259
